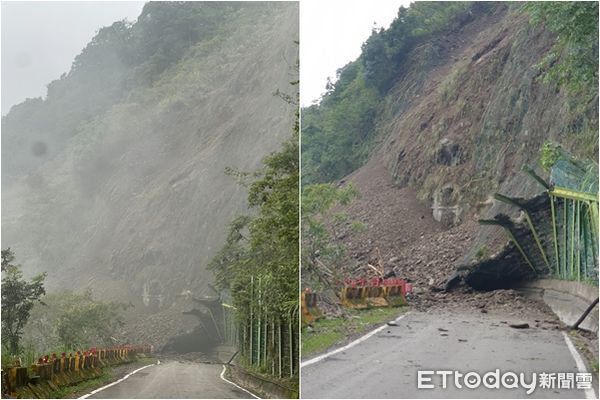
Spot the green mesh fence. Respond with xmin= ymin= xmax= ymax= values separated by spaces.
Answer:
xmin=482 ymin=146 xmax=599 ymax=286
xmin=550 ymin=195 xmax=599 ymax=284
xmin=548 ymin=149 xmax=598 ymax=284
xmin=551 ymin=157 xmax=598 ymax=195
xmin=235 ymin=276 xmax=299 ymax=379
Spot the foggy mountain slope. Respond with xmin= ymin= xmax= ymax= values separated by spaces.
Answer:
xmin=1 ymin=2 xmax=257 ymax=184
xmin=2 ymin=2 xmax=299 ymax=312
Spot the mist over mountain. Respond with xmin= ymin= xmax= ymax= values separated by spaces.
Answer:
xmin=2 ymin=1 xmax=299 ymax=320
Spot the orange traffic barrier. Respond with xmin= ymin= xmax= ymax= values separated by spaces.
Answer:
xmin=301 ymin=289 xmax=323 ymax=325
xmin=340 ymin=277 xmax=411 ymax=308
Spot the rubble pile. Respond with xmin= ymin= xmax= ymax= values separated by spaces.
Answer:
xmin=320 ymin=158 xmax=560 ymax=323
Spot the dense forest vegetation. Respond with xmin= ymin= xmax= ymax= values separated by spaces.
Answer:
xmin=301 ymin=1 xmax=599 ymax=185
xmin=1 ymin=248 xmax=126 ymax=365
xmin=1 ymin=249 xmax=46 ymax=356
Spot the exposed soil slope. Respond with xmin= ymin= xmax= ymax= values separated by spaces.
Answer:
xmin=324 ymin=5 xmax=597 ymax=321
xmin=333 ymin=159 xmax=555 ymax=321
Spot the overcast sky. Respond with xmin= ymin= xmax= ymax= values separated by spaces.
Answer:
xmin=2 ymin=1 xmax=411 ymax=114
xmin=300 ymin=0 xmax=411 ymax=107
xmin=1 ymin=1 xmax=145 ymax=115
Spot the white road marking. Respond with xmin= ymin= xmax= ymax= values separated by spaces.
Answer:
xmin=220 ymin=364 xmax=261 ymax=399
xmin=562 ymin=331 xmax=597 ymax=400
xmin=78 ymin=360 xmax=158 ymax=399
xmin=301 ymin=311 xmax=411 ymax=368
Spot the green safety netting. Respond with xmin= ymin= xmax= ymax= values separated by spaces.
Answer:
xmin=545 ymin=147 xmax=598 ymax=284
xmin=549 ymin=149 xmax=599 ymax=195
xmin=466 ymin=145 xmax=599 ymax=289
xmin=551 ymin=198 xmax=598 ymax=284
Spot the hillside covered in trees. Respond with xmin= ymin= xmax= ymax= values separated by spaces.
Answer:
xmin=2 ymin=2 xmax=299 ymax=349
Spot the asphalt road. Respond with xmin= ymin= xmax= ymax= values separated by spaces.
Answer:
xmin=88 ymin=360 xmax=254 ymax=399
xmin=301 ymin=311 xmax=596 ymax=399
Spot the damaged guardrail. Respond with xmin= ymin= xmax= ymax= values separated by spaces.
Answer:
xmin=463 ymin=146 xmax=598 ymax=290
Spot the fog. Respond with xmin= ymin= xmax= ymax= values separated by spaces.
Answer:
xmin=1 ymin=1 xmax=144 ymax=115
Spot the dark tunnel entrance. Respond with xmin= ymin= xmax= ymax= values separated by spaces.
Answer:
xmin=161 ymin=325 xmax=220 ymax=354
xmin=160 ymin=292 xmax=228 ymax=356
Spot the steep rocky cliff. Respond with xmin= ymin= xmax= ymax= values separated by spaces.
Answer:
xmin=2 ymin=1 xmax=299 ymax=324
xmin=378 ymin=5 xmax=596 ymax=229
xmin=303 ymin=3 xmax=597 ymax=292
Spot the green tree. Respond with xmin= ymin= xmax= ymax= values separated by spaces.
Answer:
xmin=1 ymin=248 xmax=15 ymax=272
xmin=210 ymin=132 xmax=299 ymax=315
xmin=301 ymin=183 xmax=359 ymax=289
xmin=209 ymin=78 xmax=299 ymax=377
xmin=55 ymin=290 xmax=127 ymax=349
xmin=361 ymin=2 xmax=475 ymax=92
xmin=209 ymin=216 xmax=252 ymax=291
xmin=1 ymin=249 xmax=46 ymax=354
xmin=523 ymin=2 xmax=599 ymax=98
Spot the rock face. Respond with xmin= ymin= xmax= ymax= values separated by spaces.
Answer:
xmin=432 ymin=183 xmax=466 ymax=228
xmin=379 ymin=4 xmax=597 ymax=233
xmin=1 ymin=2 xmax=299 ymax=320
xmin=312 ymin=4 xmax=597 ymax=299
xmin=371 ymin=6 xmax=596 ymax=252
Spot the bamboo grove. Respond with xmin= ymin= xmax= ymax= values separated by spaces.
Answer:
xmin=209 ymin=82 xmax=299 ymax=380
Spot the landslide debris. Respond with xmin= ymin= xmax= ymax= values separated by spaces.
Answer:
xmin=305 ymin=3 xmax=597 ymax=326
xmin=327 ymin=159 xmax=560 ymax=323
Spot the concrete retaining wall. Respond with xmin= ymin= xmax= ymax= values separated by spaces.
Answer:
xmin=516 ymin=279 xmax=598 ymax=334
xmin=225 ymin=364 xmax=298 ymax=399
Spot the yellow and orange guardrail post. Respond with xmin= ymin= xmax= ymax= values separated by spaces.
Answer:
xmin=339 ymin=285 xmax=367 ymax=308
xmin=1 ymin=344 xmax=153 ymax=397
xmin=340 ymin=277 xmax=412 ymax=308
xmin=301 ymin=288 xmax=323 ymax=325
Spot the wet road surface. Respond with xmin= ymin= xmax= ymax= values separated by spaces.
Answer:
xmin=301 ymin=311 xmax=596 ymax=399
xmin=88 ymin=360 xmax=254 ymax=399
